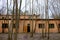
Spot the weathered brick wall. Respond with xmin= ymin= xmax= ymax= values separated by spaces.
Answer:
xmin=0 ymin=15 xmax=60 ymax=33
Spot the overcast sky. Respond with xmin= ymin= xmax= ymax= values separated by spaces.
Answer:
xmin=0 ymin=0 xmax=45 ymax=12
xmin=0 ymin=0 xmax=58 ymax=19
xmin=0 ymin=0 xmax=50 ymax=18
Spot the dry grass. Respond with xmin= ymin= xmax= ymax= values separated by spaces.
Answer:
xmin=0 ymin=33 xmax=60 ymax=40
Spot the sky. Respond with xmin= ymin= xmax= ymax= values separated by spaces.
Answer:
xmin=0 ymin=0 xmax=58 ymax=19
xmin=0 ymin=0 xmax=2 ymax=9
xmin=0 ymin=0 xmax=45 ymax=12
xmin=0 ymin=0 xmax=50 ymax=18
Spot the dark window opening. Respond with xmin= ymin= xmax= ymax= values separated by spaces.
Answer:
xmin=58 ymin=24 xmax=60 ymax=33
xmin=27 ymin=24 xmax=30 ymax=32
xmin=38 ymin=24 xmax=44 ymax=28
xmin=2 ymin=23 xmax=8 ymax=33
xmin=2 ymin=23 xmax=8 ymax=28
xmin=13 ymin=24 xmax=19 ymax=28
xmin=13 ymin=24 xmax=15 ymax=28
xmin=49 ymin=24 xmax=54 ymax=28
xmin=58 ymin=24 xmax=60 ymax=28
xmin=2 ymin=17 xmax=4 ymax=19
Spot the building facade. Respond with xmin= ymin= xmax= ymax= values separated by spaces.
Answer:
xmin=0 ymin=14 xmax=60 ymax=33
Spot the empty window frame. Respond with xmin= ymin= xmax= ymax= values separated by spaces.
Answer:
xmin=38 ymin=24 xmax=45 ymax=28
xmin=13 ymin=23 xmax=19 ymax=28
xmin=2 ymin=17 xmax=4 ymax=19
xmin=58 ymin=24 xmax=60 ymax=28
xmin=2 ymin=23 xmax=8 ymax=28
xmin=13 ymin=24 xmax=15 ymax=28
xmin=49 ymin=24 xmax=54 ymax=28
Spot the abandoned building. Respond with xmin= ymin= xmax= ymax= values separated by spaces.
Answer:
xmin=0 ymin=14 xmax=60 ymax=33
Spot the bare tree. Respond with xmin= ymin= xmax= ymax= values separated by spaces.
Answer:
xmin=49 ymin=0 xmax=60 ymax=19
xmin=51 ymin=13 xmax=60 ymax=19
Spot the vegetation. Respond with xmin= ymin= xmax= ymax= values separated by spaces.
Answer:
xmin=52 ymin=13 xmax=60 ymax=19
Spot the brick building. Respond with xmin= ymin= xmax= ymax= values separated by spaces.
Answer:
xmin=0 ymin=14 xmax=60 ymax=33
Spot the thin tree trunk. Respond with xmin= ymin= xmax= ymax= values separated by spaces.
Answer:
xmin=45 ymin=0 xmax=49 ymax=40
xmin=31 ymin=0 xmax=34 ymax=37
xmin=7 ymin=0 xmax=12 ymax=40
xmin=45 ymin=0 xmax=49 ymax=39
xmin=19 ymin=0 xmax=22 ymax=33
xmin=14 ymin=0 xmax=18 ymax=40
xmin=23 ymin=0 xmax=26 ymax=33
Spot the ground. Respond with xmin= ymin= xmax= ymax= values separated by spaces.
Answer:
xmin=0 ymin=33 xmax=60 ymax=40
